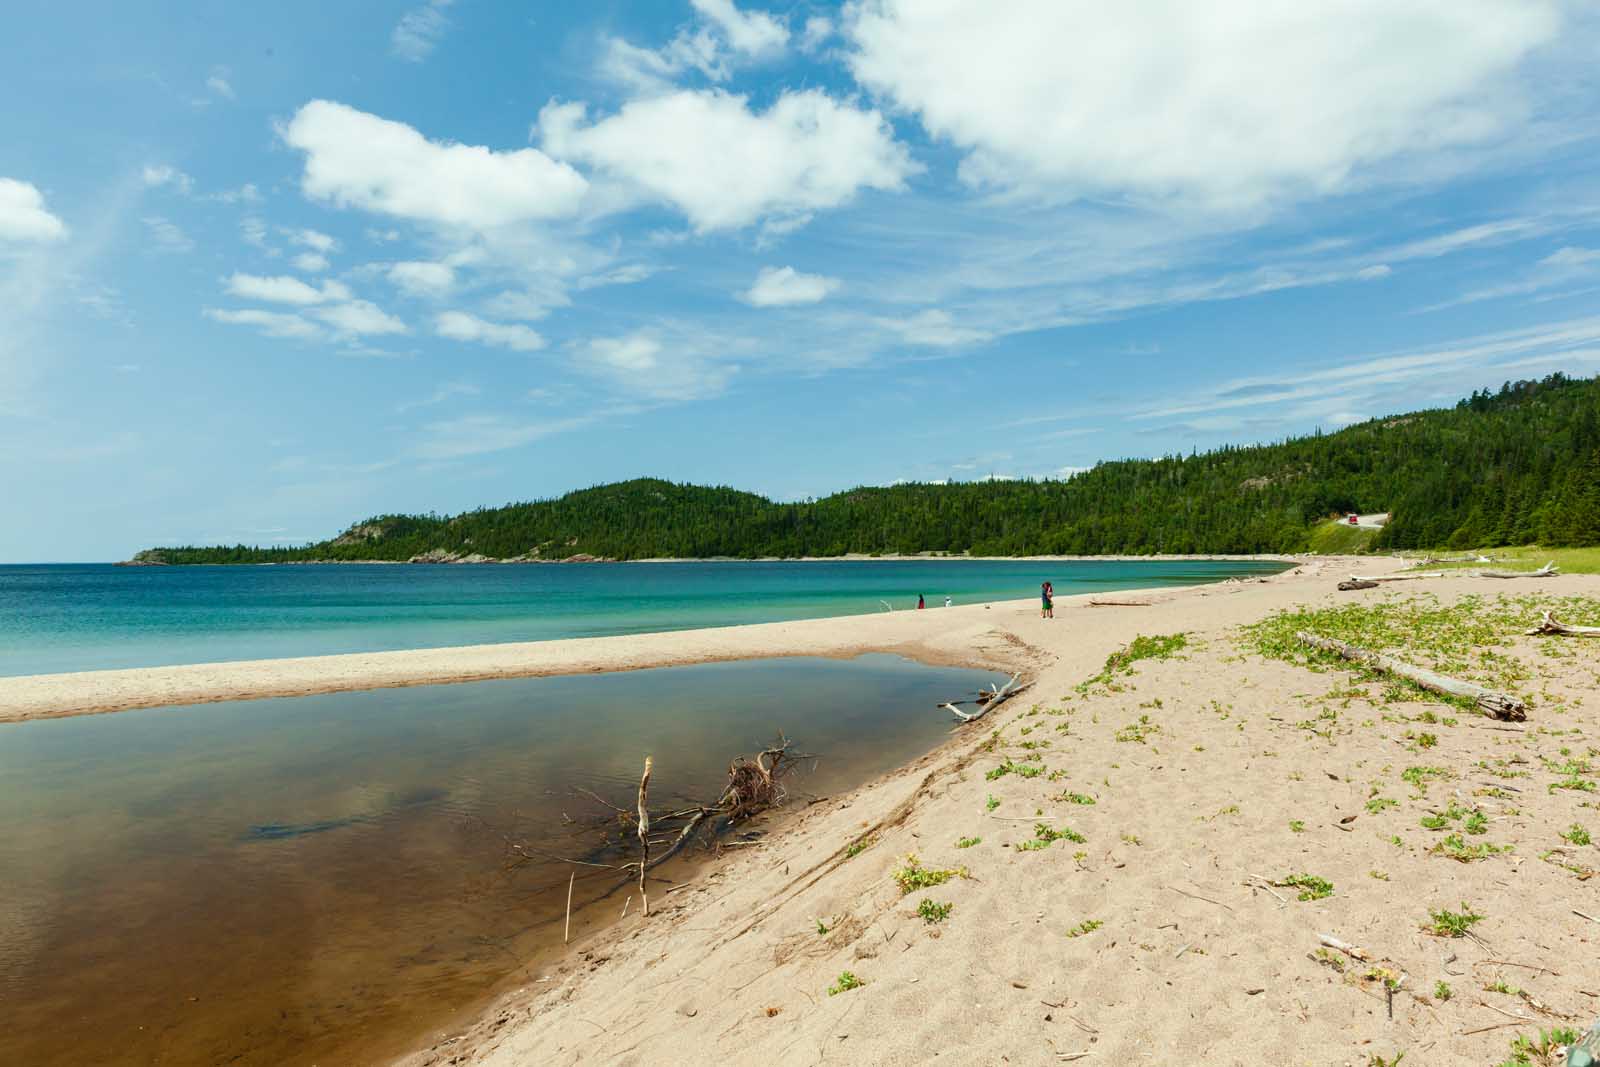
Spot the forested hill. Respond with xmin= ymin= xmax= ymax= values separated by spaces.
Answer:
xmin=134 ymin=373 xmax=1600 ymax=564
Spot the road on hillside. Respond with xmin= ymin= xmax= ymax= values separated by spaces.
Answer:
xmin=1351 ymin=513 xmax=1390 ymax=529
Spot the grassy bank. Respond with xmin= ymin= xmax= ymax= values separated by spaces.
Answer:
xmin=1401 ymin=545 xmax=1600 ymax=575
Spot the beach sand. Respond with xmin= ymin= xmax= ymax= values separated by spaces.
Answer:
xmin=383 ymin=555 xmax=1600 ymax=1066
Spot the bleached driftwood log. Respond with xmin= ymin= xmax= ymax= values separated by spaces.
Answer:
xmin=1350 ymin=571 xmax=1446 ymax=583
xmin=1526 ymin=611 xmax=1600 ymax=637
xmin=1421 ymin=555 xmax=1493 ymax=565
xmin=1480 ymin=561 xmax=1559 ymax=579
xmin=1295 ymin=631 xmax=1527 ymax=722
xmin=1317 ymin=933 xmax=1370 ymax=961
xmin=636 ymin=755 xmax=653 ymax=915
xmin=1337 ymin=579 xmax=1380 ymax=591
xmin=942 ymin=673 xmax=1023 ymax=723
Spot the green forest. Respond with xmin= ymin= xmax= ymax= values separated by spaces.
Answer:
xmin=136 ymin=373 xmax=1600 ymax=564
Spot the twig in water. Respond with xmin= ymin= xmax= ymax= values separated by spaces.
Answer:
xmin=564 ymin=871 xmax=575 ymax=944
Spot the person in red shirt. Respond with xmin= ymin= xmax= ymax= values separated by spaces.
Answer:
xmin=1041 ymin=581 xmax=1054 ymax=619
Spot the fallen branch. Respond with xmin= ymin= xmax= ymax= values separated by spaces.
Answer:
xmin=564 ymin=871 xmax=575 ymax=943
xmin=1526 ymin=611 xmax=1600 ymax=638
xmin=637 ymin=756 xmax=653 ymax=916
xmin=942 ymin=673 xmax=1025 ymax=723
xmin=1352 ymin=571 xmax=1446 ymax=583
xmin=1479 ymin=561 xmax=1558 ymax=579
xmin=1088 ymin=599 xmax=1151 ymax=607
xmin=1294 ymin=631 xmax=1527 ymax=722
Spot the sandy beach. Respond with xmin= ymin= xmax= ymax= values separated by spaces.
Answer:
xmin=2 ymin=597 xmax=1042 ymax=723
xmin=373 ymin=555 xmax=1600 ymax=1066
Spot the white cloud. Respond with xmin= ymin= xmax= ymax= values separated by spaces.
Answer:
xmin=575 ymin=264 xmax=656 ymax=290
xmin=1421 ymin=245 xmax=1600 ymax=311
xmin=539 ymin=89 xmax=915 ymax=231
xmin=291 ymin=252 xmax=330 ymax=273
xmin=392 ymin=0 xmax=455 ymax=62
xmin=602 ymin=0 xmax=788 ymax=91
xmin=576 ymin=328 xmax=739 ymax=400
xmin=224 ymin=273 xmax=352 ymax=305
xmin=414 ymin=412 xmax=592 ymax=459
xmin=241 ymin=217 xmax=270 ymax=248
xmin=388 ymin=260 xmax=456 ymax=297
xmin=284 ymin=227 xmax=336 ymax=253
xmin=742 ymin=265 xmax=841 ymax=306
xmin=800 ymin=15 xmax=833 ymax=53
xmin=141 ymin=165 xmax=193 ymax=193
xmin=283 ymin=100 xmax=588 ymax=230
xmin=881 ymin=309 xmax=989 ymax=347
xmin=314 ymin=300 xmax=408 ymax=337
xmin=434 ymin=310 xmax=544 ymax=351
xmin=689 ymin=0 xmax=787 ymax=57
xmin=482 ymin=287 xmax=568 ymax=321
xmin=210 ymin=183 xmax=262 ymax=205
xmin=206 ymin=68 xmax=236 ymax=101
xmin=845 ymin=0 xmax=1564 ymax=211
xmin=204 ymin=307 xmax=323 ymax=340
xmin=0 ymin=179 xmax=67 ymax=243
xmin=142 ymin=215 xmax=194 ymax=253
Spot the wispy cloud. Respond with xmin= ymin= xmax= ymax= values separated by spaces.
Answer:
xmin=391 ymin=0 xmax=456 ymax=63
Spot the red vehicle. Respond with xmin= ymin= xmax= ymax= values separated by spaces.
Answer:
xmin=1347 ymin=514 xmax=1360 ymax=525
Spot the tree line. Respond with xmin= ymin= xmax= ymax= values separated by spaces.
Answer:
xmin=137 ymin=372 xmax=1600 ymax=563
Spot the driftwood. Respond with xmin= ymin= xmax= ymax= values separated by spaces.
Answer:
xmin=1480 ymin=561 xmax=1559 ymax=579
xmin=942 ymin=673 xmax=1024 ymax=722
xmin=1526 ymin=611 xmax=1600 ymax=637
xmin=1337 ymin=579 xmax=1380 ymax=591
xmin=1421 ymin=554 xmax=1493 ymax=564
xmin=1351 ymin=571 xmax=1445 ymax=583
xmin=636 ymin=756 xmax=653 ymax=916
xmin=1295 ymin=631 xmax=1527 ymax=722
xmin=1317 ymin=933 xmax=1370 ymax=961
xmin=1088 ymin=599 xmax=1151 ymax=607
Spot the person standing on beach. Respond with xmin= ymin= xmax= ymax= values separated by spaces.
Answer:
xmin=1041 ymin=581 xmax=1054 ymax=619
xmin=917 ymin=594 xmax=925 ymax=610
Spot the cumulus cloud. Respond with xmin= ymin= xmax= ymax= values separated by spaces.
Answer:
xmin=742 ymin=265 xmax=841 ymax=306
xmin=291 ymin=252 xmax=330 ymax=273
xmin=576 ymin=329 xmax=738 ymax=400
xmin=283 ymin=100 xmax=588 ymax=230
xmin=539 ymin=89 xmax=915 ymax=231
xmin=690 ymin=0 xmax=787 ymax=57
xmin=434 ymin=310 xmax=544 ymax=351
xmin=602 ymin=0 xmax=788 ymax=91
xmin=313 ymin=300 xmax=408 ymax=336
xmin=800 ymin=15 xmax=833 ymax=53
xmin=392 ymin=0 xmax=455 ymax=62
xmin=224 ymin=273 xmax=352 ymax=305
xmin=388 ymin=260 xmax=456 ymax=297
xmin=845 ymin=0 xmax=1564 ymax=211
xmin=207 ymin=68 xmax=236 ymax=101
xmin=0 ymin=178 xmax=68 ymax=242
xmin=284 ymin=228 xmax=336 ymax=253
xmin=141 ymin=165 xmax=193 ymax=193
xmin=204 ymin=307 xmax=322 ymax=340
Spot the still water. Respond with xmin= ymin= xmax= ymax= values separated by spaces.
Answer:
xmin=0 ymin=654 xmax=1002 ymax=1066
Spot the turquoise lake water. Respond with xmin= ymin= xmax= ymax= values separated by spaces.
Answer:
xmin=0 ymin=559 xmax=1287 ymax=676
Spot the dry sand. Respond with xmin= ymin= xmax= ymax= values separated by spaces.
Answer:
xmin=389 ymin=556 xmax=1600 ymax=1067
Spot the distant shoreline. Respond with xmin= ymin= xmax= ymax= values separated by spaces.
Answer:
xmin=110 ymin=552 xmax=1305 ymax=567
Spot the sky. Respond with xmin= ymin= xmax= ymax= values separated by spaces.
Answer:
xmin=4 ymin=1 xmax=1600 ymax=561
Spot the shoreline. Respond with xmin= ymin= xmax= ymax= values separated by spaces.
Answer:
xmin=395 ymin=555 xmax=1600 ymax=1065
xmin=0 ymin=594 xmax=1059 ymax=724
xmin=105 ymin=552 xmax=1306 ymax=566
xmin=0 ymin=565 xmax=1293 ymax=723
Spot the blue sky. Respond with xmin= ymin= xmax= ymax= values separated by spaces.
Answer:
xmin=4 ymin=1 xmax=1600 ymax=561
